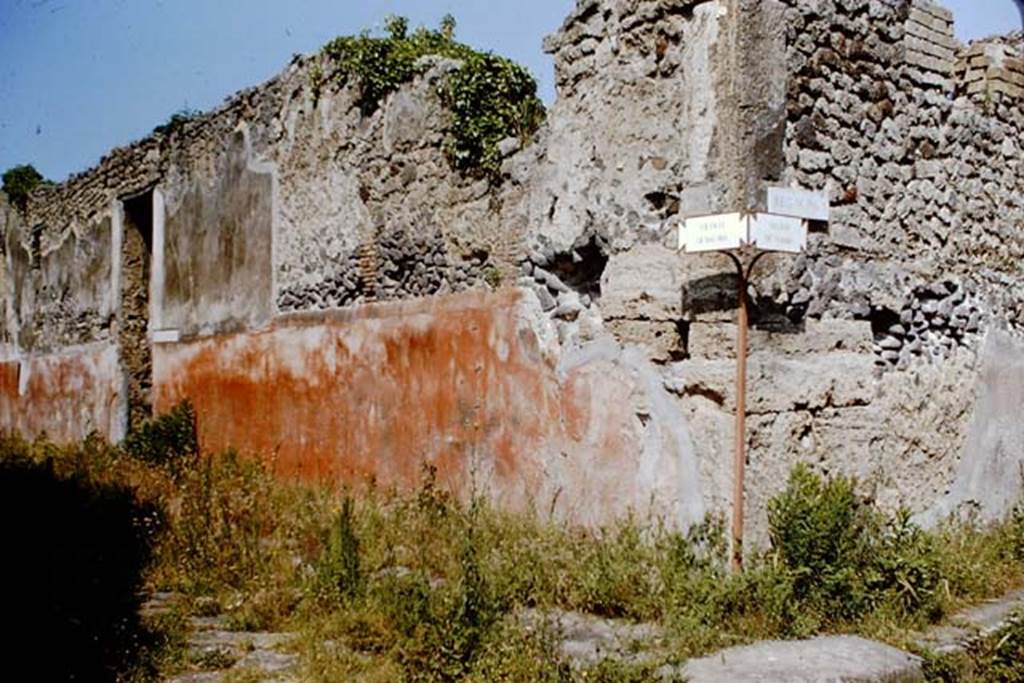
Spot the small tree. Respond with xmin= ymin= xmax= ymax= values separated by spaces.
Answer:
xmin=2 ymin=164 xmax=46 ymax=212
xmin=440 ymin=14 xmax=457 ymax=41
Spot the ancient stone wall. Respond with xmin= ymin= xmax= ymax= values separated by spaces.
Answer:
xmin=666 ymin=0 xmax=1024 ymax=540
xmin=777 ymin=0 xmax=1024 ymax=338
xmin=2 ymin=0 xmax=1023 ymax=541
xmin=271 ymin=57 xmax=510 ymax=314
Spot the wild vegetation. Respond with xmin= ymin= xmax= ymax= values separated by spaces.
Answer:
xmin=317 ymin=15 xmax=545 ymax=178
xmin=2 ymin=406 xmax=1023 ymax=681
xmin=152 ymin=108 xmax=202 ymax=138
xmin=923 ymin=611 xmax=1024 ymax=682
xmin=1 ymin=163 xmax=47 ymax=212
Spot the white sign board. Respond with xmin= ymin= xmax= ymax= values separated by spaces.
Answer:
xmin=767 ymin=187 xmax=830 ymax=222
xmin=679 ymin=213 xmax=808 ymax=254
xmin=679 ymin=213 xmax=747 ymax=253
xmin=748 ymin=213 xmax=807 ymax=254
xmin=152 ymin=329 xmax=182 ymax=344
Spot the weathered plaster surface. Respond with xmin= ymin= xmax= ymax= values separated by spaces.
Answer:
xmin=923 ymin=330 xmax=1024 ymax=525
xmin=0 ymin=343 xmax=124 ymax=443
xmin=153 ymin=290 xmax=704 ymax=529
xmin=162 ymin=129 xmax=274 ymax=336
xmin=3 ymin=211 xmax=114 ymax=355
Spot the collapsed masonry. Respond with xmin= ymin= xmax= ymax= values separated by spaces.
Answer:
xmin=2 ymin=0 xmax=1023 ymax=545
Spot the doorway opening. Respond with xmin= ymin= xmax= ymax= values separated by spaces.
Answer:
xmin=120 ymin=191 xmax=153 ymax=431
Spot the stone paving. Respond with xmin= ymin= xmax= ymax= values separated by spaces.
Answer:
xmin=668 ymin=590 xmax=1024 ymax=682
xmin=141 ymin=593 xmax=299 ymax=683
xmin=914 ymin=588 xmax=1024 ymax=655
xmin=676 ymin=636 xmax=924 ymax=683
xmin=518 ymin=608 xmax=666 ymax=667
xmin=142 ymin=587 xmax=1024 ymax=681
xmin=536 ymin=588 xmax=1024 ymax=681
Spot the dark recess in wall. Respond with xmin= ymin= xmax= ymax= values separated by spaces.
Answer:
xmin=120 ymin=191 xmax=154 ymax=430
xmin=547 ymin=236 xmax=609 ymax=300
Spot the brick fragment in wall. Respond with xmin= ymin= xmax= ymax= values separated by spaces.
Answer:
xmin=955 ymin=54 xmax=992 ymax=72
xmin=905 ymin=52 xmax=954 ymax=78
xmin=957 ymin=63 xmax=1024 ymax=84
xmin=960 ymin=41 xmax=1022 ymax=64
xmin=904 ymin=35 xmax=955 ymax=64
xmin=955 ymin=43 xmax=1024 ymax=99
xmin=357 ymin=241 xmax=380 ymax=302
xmin=972 ymin=81 xmax=1024 ymax=99
xmin=983 ymin=66 xmax=1024 ymax=87
xmin=906 ymin=12 xmax=953 ymax=42
xmin=964 ymin=78 xmax=1024 ymax=99
xmin=910 ymin=0 xmax=954 ymax=23
xmin=905 ymin=20 xmax=956 ymax=53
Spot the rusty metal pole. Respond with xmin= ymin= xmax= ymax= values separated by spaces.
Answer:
xmin=722 ymin=250 xmax=766 ymax=571
xmin=732 ymin=266 xmax=748 ymax=571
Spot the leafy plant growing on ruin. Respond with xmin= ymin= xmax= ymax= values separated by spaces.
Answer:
xmin=767 ymin=465 xmax=945 ymax=627
xmin=319 ymin=14 xmax=545 ymax=178
xmin=2 ymin=163 xmax=47 ymax=212
xmin=124 ymin=399 xmax=200 ymax=473
xmin=153 ymin=108 xmax=202 ymax=137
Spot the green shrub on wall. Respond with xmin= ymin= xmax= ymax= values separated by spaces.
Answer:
xmin=2 ymin=163 xmax=47 ymax=212
xmin=320 ymin=15 xmax=545 ymax=179
xmin=152 ymin=108 xmax=202 ymax=137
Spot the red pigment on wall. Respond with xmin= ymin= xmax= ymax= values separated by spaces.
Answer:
xmin=152 ymin=290 xmax=639 ymax=512
xmin=0 ymin=345 xmax=123 ymax=443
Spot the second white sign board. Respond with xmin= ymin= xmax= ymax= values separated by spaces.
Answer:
xmin=767 ymin=187 xmax=830 ymax=222
xmin=748 ymin=213 xmax=807 ymax=253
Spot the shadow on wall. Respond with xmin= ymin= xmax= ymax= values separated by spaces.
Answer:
xmin=682 ymin=271 xmax=806 ymax=334
xmin=0 ymin=443 xmax=161 ymax=681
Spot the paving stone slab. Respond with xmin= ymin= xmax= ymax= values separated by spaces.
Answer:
xmin=519 ymin=608 xmax=664 ymax=665
xmin=677 ymin=636 xmax=923 ymax=683
xmin=916 ymin=588 xmax=1024 ymax=654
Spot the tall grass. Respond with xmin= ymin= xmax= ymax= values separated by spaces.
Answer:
xmin=2 ymin=408 xmax=1023 ymax=681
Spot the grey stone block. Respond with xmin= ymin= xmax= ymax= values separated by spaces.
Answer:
xmin=677 ymin=636 xmax=923 ymax=682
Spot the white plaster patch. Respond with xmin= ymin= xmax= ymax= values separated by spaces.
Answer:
xmin=152 ymin=329 xmax=181 ymax=344
xmin=18 ymin=357 xmax=30 ymax=396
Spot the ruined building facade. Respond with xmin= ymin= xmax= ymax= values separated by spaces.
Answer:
xmin=2 ymin=0 xmax=1023 ymax=542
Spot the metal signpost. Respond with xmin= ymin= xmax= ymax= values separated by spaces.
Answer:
xmin=678 ymin=188 xmax=828 ymax=570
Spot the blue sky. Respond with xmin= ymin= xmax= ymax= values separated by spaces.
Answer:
xmin=0 ymin=0 xmax=1020 ymax=182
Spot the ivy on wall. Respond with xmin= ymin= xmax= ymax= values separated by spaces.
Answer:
xmin=319 ymin=15 xmax=545 ymax=178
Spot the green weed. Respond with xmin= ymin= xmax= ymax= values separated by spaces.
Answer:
xmin=320 ymin=15 xmax=544 ymax=178
xmin=5 ymin=420 xmax=1024 ymax=681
